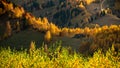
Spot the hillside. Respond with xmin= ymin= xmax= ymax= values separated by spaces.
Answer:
xmin=0 ymin=29 xmax=44 ymax=50
xmin=0 ymin=0 xmax=120 ymax=55
xmin=0 ymin=1 xmax=120 ymax=67
xmin=92 ymin=14 xmax=120 ymax=26
xmin=7 ymin=0 xmax=120 ymax=28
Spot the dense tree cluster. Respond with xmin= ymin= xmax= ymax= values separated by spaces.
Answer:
xmin=79 ymin=25 xmax=120 ymax=55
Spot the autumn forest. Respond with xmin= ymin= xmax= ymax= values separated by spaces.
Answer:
xmin=0 ymin=0 xmax=120 ymax=67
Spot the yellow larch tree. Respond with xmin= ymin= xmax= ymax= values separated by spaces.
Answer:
xmin=12 ymin=7 xmax=25 ymax=18
xmin=44 ymin=31 xmax=51 ymax=43
xmin=79 ymin=2 xmax=85 ymax=9
xmin=2 ymin=1 xmax=13 ymax=11
xmin=86 ymin=0 xmax=95 ymax=5
xmin=60 ymin=27 xmax=69 ymax=36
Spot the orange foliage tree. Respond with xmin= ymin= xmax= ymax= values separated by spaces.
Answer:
xmin=2 ymin=1 xmax=13 ymax=11
xmin=48 ymin=23 xmax=60 ymax=36
xmin=60 ymin=27 xmax=69 ymax=36
xmin=44 ymin=31 xmax=51 ymax=43
xmin=85 ymin=0 xmax=95 ymax=5
xmin=12 ymin=7 xmax=25 ymax=18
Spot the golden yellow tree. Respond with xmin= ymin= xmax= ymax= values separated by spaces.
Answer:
xmin=2 ymin=1 xmax=13 ymax=11
xmin=60 ymin=27 xmax=69 ymax=36
xmin=84 ymin=27 xmax=90 ymax=35
xmin=86 ymin=0 xmax=95 ymax=5
xmin=29 ymin=41 xmax=36 ymax=54
xmin=79 ymin=2 xmax=85 ymax=9
xmin=49 ymin=23 xmax=60 ymax=36
xmin=42 ymin=17 xmax=49 ymax=24
xmin=12 ymin=7 xmax=25 ymax=18
xmin=44 ymin=31 xmax=51 ymax=43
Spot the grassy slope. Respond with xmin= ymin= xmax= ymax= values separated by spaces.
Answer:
xmin=92 ymin=14 xmax=120 ymax=26
xmin=52 ymin=36 xmax=87 ymax=52
xmin=0 ymin=29 xmax=44 ymax=50
xmin=0 ymin=28 xmax=87 ymax=52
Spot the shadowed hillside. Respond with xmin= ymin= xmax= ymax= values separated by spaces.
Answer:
xmin=7 ymin=0 xmax=120 ymax=28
